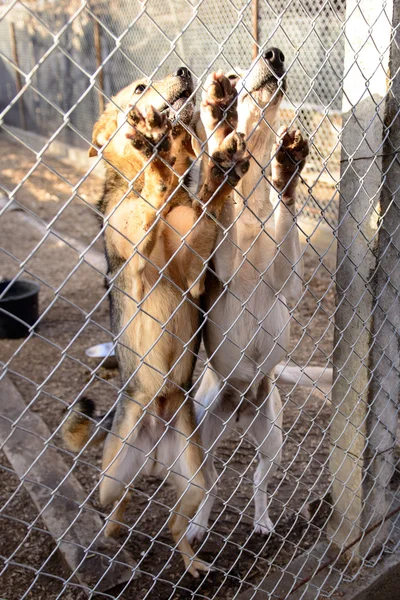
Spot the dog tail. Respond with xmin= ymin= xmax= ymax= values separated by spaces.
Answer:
xmin=274 ymin=363 xmax=333 ymax=397
xmin=61 ymin=397 xmax=114 ymax=453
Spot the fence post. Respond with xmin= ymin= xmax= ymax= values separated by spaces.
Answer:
xmin=252 ymin=0 xmax=259 ymax=60
xmin=9 ymin=21 xmax=26 ymax=130
xmin=329 ymin=0 xmax=400 ymax=558
xmin=93 ymin=19 xmax=105 ymax=114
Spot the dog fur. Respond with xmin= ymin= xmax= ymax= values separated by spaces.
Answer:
xmin=62 ymin=68 xmax=249 ymax=576
xmin=186 ymin=49 xmax=322 ymax=543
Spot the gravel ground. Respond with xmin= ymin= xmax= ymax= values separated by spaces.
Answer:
xmin=0 ymin=134 xmax=336 ymax=600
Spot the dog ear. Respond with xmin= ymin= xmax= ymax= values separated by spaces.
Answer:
xmin=89 ymin=104 xmax=118 ymax=157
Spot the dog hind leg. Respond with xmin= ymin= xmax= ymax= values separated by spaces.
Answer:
xmin=99 ymin=397 xmax=149 ymax=537
xmin=164 ymin=399 xmax=209 ymax=577
xmin=104 ymin=492 xmax=132 ymax=538
xmin=187 ymin=369 xmax=230 ymax=544
xmin=249 ymin=379 xmax=283 ymax=535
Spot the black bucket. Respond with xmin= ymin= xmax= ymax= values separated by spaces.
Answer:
xmin=0 ymin=279 xmax=40 ymax=339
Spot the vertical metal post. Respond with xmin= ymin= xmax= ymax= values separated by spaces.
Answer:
xmin=329 ymin=0 xmax=400 ymax=559
xmin=252 ymin=0 xmax=259 ymax=60
xmin=9 ymin=21 xmax=26 ymax=130
xmin=93 ymin=19 xmax=105 ymax=114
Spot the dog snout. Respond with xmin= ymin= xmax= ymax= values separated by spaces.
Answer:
xmin=264 ymin=47 xmax=285 ymax=72
xmin=176 ymin=66 xmax=191 ymax=80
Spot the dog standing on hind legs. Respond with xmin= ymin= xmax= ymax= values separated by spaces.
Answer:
xmin=62 ymin=68 xmax=249 ymax=577
xmin=187 ymin=49 xmax=313 ymax=544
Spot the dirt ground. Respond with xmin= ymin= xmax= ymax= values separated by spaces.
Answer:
xmin=0 ymin=133 xmax=337 ymax=600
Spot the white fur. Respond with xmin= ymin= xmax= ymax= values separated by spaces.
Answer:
xmin=187 ymin=59 xmax=332 ymax=544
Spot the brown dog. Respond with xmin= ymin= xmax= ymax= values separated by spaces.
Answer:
xmin=62 ymin=67 xmax=249 ymax=576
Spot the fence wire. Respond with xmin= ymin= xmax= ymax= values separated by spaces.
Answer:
xmin=0 ymin=1 xmax=399 ymax=600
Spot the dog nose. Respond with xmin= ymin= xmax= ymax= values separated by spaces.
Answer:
xmin=176 ymin=66 xmax=190 ymax=80
xmin=263 ymin=47 xmax=285 ymax=71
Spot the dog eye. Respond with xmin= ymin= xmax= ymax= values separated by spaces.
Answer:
xmin=228 ymin=74 xmax=238 ymax=80
xmin=134 ymin=84 xmax=146 ymax=94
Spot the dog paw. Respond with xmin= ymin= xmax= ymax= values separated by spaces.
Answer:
xmin=186 ymin=521 xmax=208 ymax=545
xmin=126 ymin=105 xmax=172 ymax=158
xmin=271 ymin=127 xmax=309 ymax=194
xmin=186 ymin=558 xmax=210 ymax=578
xmin=254 ymin=515 xmax=275 ymax=535
xmin=211 ymin=130 xmax=249 ymax=187
xmin=201 ymin=70 xmax=237 ymax=136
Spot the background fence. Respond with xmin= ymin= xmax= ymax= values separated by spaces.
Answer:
xmin=0 ymin=0 xmax=343 ymax=224
xmin=0 ymin=0 xmax=400 ymax=599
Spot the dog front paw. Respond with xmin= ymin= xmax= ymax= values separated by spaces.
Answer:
xmin=271 ymin=127 xmax=309 ymax=197
xmin=211 ymin=130 xmax=249 ymax=187
xmin=201 ymin=70 xmax=237 ymax=138
xmin=126 ymin=105 xmax=172 ymax=158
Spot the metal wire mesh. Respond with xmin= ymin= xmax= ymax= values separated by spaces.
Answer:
xmin=0 ymin=0 xmax=399 ymax=599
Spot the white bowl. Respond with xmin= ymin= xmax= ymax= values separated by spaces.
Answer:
xmin=85 ymin=342 xmax=118 ymax=369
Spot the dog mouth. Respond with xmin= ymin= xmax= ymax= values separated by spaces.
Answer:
xmin=162 ymin=88 xmax=194 ymax=123
xmin=162 ymin=88 xmax=192 ymax=111
xmin=251 ymin=71 xmax=286 ymax=94
xmin=172 ymin=89 xmax=191 ymax=104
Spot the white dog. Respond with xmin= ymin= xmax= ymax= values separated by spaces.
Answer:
xmin=188 ymin=48 xmax=331 ymax=543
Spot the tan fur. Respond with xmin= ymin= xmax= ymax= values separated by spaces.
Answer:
xmin=63 ymin=69 xmax=249 ymax=577
xmin=105 ymin=492 xmax=132 ymax=538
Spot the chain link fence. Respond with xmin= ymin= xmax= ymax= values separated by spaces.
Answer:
xmin=0 ymin=0 xmax=343 ymax=224
xmin=0 ymin=0 xmax=399 ymax=599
